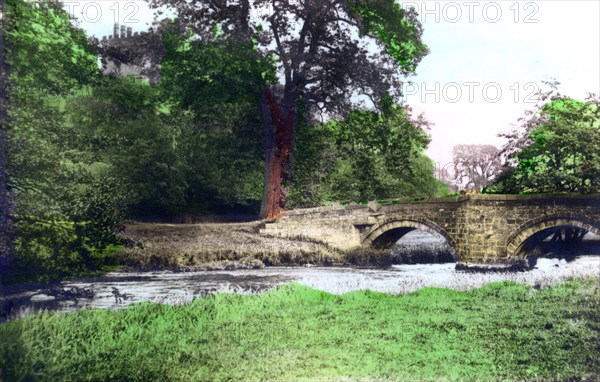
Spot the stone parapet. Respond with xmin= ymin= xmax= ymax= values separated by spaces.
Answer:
xmin=259 ymin=194 xmax=600 ymax=267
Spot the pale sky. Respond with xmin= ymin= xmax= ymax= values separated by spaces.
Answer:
xmin=67 ymin=1 xmax=600 ymax=168
xmin=406 ymin=0 xmax=600 ymax=168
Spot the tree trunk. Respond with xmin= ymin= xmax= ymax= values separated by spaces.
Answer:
xmin=259 ymin=87 xmax=296 ymax=220
xmin=0 ymin=0 xmax=12 ymax=271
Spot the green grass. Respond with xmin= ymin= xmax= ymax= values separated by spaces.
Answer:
xmin=1 ymin=279 xmax=599 ymax=381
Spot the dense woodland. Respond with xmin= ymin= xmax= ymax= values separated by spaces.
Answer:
xmin=0 ymin=0 xmax=598 ymax=282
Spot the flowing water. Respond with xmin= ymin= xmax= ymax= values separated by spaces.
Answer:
xmin=1 ymin=231 xmax=599 ymax=323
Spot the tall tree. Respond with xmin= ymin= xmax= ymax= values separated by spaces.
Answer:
xmin=494 ymin=82 xmax=600 ymax=194
xmin=147 ymin=0 xmax=428 ymax=218
xmin=452 ymin=144 xmax=502 ymax=191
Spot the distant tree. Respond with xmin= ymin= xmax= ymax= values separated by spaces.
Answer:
xmin=146 ymin=0 xmax=429 ymax=218
xmin=451 ymin=144 xmax=502 ymax=191
xmin=494 ymin=81 xmax=600 ymax=194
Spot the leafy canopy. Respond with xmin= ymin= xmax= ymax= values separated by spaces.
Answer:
xmin=290 ymin=97 xmax=446 ymax=205
xmin=494 ymin=87 xmax=600 ymax=194
xmin=3 ymin=0 xmax=126 ymax=281
xmin=4 ymin=0 xmax=99 ymax=94
xmin=147 ymin=0 xmax=428 ymax=116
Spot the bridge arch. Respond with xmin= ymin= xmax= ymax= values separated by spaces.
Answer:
xmin=362 ymin=218 xmax=457 ymax=254
xmin=506 ymin=215 xmax=600 ymax=260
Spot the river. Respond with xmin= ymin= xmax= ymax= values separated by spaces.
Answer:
xmin=1 ymin=231 xmax=598 ymax=323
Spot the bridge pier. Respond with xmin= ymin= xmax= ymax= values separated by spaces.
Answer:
xmin=259 ymin=194 xmax=600 ymax=269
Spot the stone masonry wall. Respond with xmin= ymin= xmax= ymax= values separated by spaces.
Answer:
xmin=259 ymin=194 xmax=600 ymax=266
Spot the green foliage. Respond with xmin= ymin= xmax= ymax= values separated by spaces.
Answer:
xmin=1 ymin=279 xmax=598 ymax=380
xmin=350 ymin=0 xmax=428 ymax=72
xmin=289 ymin=100 xmax=447 ymax=207
xmin=4 ymin=0 xmax=99 ymax=94
xmin=161 ymin=24 xmax=276 ymax=109
xmin=13 ymin=217 xmax=125 ymax=281
xmin=67 ymin=77 xmax=188 ymax=216
xmin=3 ymin=0 xmax=125 ymax=282
xmin=160 ymin=25 xmax=275 ymax=212
xmin=494 ymin=95 xmax=600 ymax=194
xmin=286 ymin=119 xmax=338 ymax=207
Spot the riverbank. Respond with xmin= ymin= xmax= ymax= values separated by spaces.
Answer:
xmin=1 ymin=278 xmax=599 ymax=381
xmin=118 ymin=221 xmax=599 ymax=270
xmin=117 ymin=221 xmax=455 ymax=270
xmin=2 ymin=256 xmax=599 ymax=324
xmin=118 ymin=221 xmax=343 ymax=269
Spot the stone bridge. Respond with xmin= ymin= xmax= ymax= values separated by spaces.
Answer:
xmin=259 ymin=194 xmax=600 ymax=268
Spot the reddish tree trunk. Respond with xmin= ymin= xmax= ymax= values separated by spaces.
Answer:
xmin=259 ymin=88 xmax=296 ymax=220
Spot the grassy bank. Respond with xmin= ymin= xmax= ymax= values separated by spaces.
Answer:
xmin=1 ymin=278 xmax=599 ymax=381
